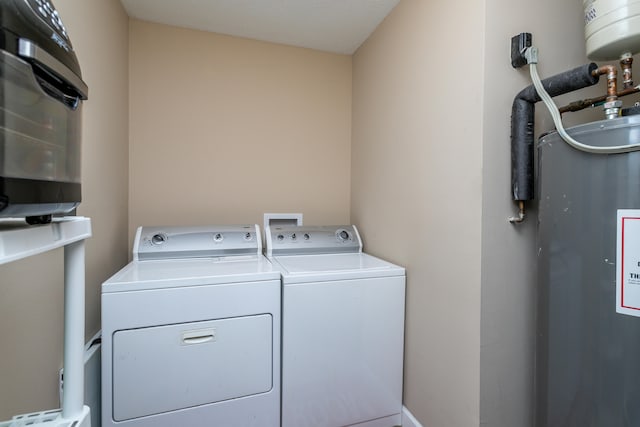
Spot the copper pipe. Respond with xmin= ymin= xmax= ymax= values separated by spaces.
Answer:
xmin=508 ymin=201 xmax=526 ymax=224
xmin=592 ymin=65 xmax=618 ymax=102
xmin=621 ymin=55 xmax=634 ymax=89
xmin=559 ymin=86 xmax=640 ymax=114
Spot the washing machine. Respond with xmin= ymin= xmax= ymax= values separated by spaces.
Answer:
xmin=265 ymin=225 xmax=406 ymax=427
xmin=101 ymin=225 xmax=281 ymax=427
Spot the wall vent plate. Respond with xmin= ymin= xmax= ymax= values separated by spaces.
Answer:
xmin=263 ymin=213 xmax=303 ymax=233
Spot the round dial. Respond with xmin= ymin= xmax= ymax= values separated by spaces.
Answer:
xmin=151 ymin=233 xmax=167 ymax=245
xmin=336 ymin=229 xmax=351 ymax=241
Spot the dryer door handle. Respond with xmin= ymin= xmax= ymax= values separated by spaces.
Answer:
xmin=181 ymin=328 xmax=216 ymax=345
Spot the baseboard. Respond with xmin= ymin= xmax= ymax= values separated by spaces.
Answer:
xmin=402 ymin=406 xmax=423 ymax=427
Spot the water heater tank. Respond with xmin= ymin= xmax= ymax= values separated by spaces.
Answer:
xmin=584 ymin=0 xmax=640 ymax=60
xmin=536 ymin=115 xmax=640 ymax=426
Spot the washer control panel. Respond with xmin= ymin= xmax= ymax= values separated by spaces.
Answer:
xmin=133 ymin=224 xmax=261 ymax=261
xmin=266 ymin=225 xmax=362 ymax=256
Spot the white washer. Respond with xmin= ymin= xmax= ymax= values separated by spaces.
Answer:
xmin=102 ymin=225 xmax=281 ymax=427
xmin=265 ymin=225 xmax=406 ymax=427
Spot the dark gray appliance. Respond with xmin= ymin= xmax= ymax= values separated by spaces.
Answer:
xmin=536 ymin=115 xmax=640 ymax=426
xmin=0 ymin=0 xmax=88 ymax=224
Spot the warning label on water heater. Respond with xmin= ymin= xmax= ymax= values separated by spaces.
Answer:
xmin=617 ymin=210 xmax=640 ymax=317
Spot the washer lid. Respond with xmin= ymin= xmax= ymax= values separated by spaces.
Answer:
xmin=102 ymin=255 xmax=280 ymax=292
xmin=272 ymin=252 xmax=404 ymax=284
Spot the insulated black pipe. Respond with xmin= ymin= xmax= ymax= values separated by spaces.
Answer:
xmin=511 ymin=63 xmax=600 ymax=201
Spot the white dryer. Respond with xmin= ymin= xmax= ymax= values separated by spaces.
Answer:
xmin=265 ymin=225 xmax=406 ymax=427
xmin=102 ymin=225 xmax=281 ymax=427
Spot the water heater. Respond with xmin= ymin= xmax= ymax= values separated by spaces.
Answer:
xmin=584 ymin=0 xmax=640 ymax=60
xmin=536 ymin=116 xmax=640 ymax=426
xmin=534 ymin=4 xmax=640 ymax=425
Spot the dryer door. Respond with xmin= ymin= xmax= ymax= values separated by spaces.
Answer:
xmin=112 ymin=314 xmax=273 ymax=421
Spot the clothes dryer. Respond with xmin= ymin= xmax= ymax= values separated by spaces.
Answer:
xmin=102 ymin=225 xmax=280 ymax=427
xmin=265 ymin=225 xmax=406 ymax=427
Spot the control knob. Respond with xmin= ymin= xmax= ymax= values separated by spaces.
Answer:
xmin=336 ymin=229 xmax=350 ymax=241
xmin=151 ymin=233 xmax=167 ymax=245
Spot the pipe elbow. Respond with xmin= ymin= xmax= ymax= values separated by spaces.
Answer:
xmin=592 ymin=65 xmax=618 ymax=101
xmin=508 ymin=201 xmax=526 ymax=224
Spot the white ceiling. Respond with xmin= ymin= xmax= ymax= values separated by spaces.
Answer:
xmin=119 ymin=0 xmax=400 ymax=54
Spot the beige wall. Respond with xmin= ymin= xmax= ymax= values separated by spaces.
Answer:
xmin=128 ymin=20 xmax=352 ymax=239
xmin=0 ymin=0 xmax=129 ymax=419
xmin=352 ymin=1 xmax=485 ymax=426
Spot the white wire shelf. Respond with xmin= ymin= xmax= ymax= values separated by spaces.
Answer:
xmin=0 ymin=217 xmax=92 ymax=427
xmin=0 ymin=217 xmax=91 ymax=265
xmin=0 ymin=406 xmax=90 ymax=427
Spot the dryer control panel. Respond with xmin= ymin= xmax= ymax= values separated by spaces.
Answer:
xmin=265 ymin=225 xmax=362 ymax=257
xmin=133 ymin=224 xmax=262 ymax=261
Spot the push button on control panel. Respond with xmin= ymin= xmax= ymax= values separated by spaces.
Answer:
xmin=27 ymin=0 xmax=69 ymax=40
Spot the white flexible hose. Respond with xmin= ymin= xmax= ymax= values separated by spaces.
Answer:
xmin=530 ymin=62 xmax=640 ymax=154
